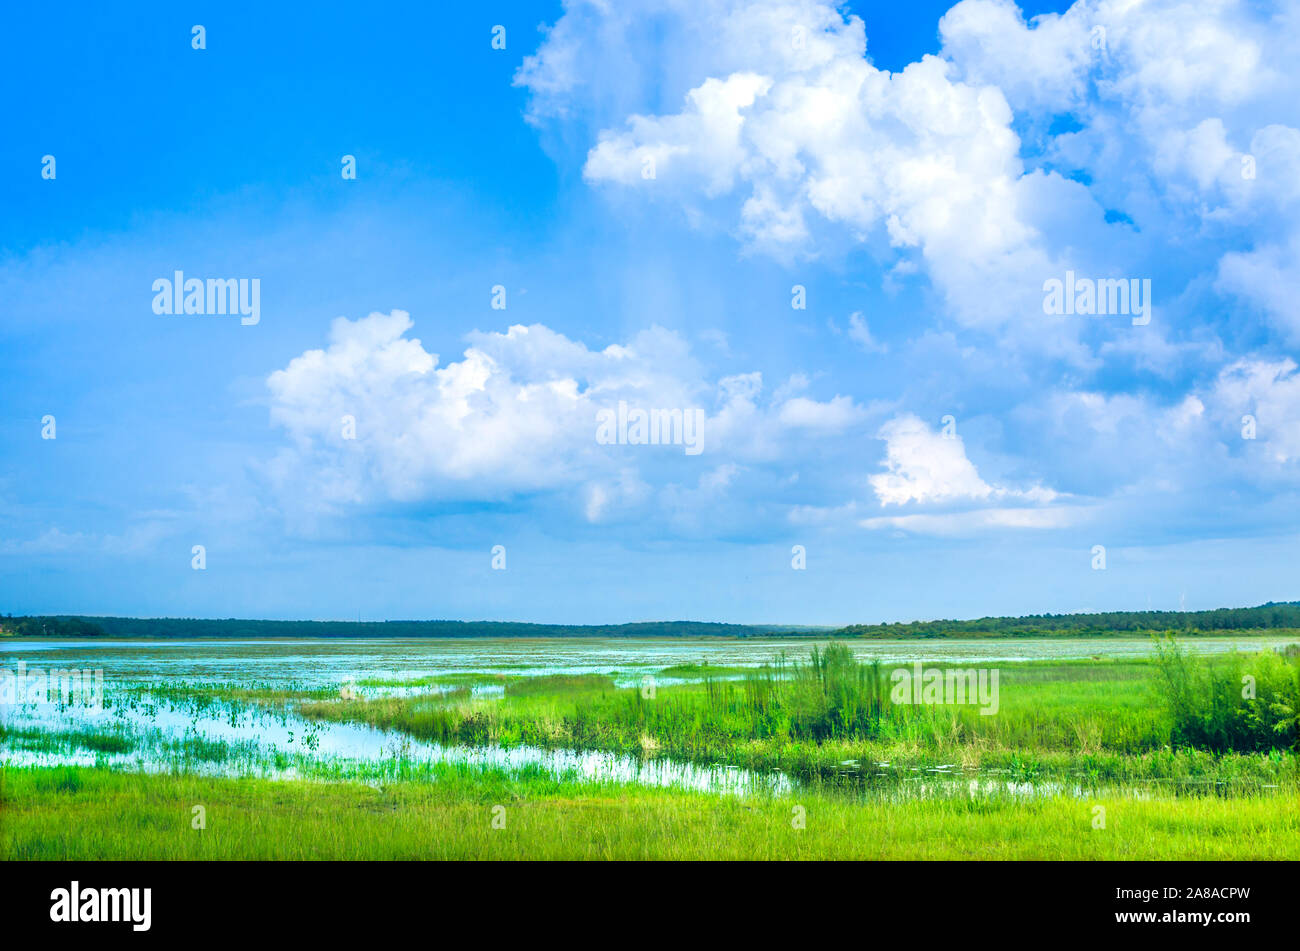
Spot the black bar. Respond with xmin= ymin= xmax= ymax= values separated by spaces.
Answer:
xmin=0 ymin=860 xmax=1281 ymax=938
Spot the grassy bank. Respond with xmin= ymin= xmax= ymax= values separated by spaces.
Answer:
xmin=4 ymin=764 xmax=1299 ymax=860
xmin=4 ymin=637 xmax=1298 ymax=861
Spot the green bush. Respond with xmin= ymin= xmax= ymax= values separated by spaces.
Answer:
xmin=1154 ymin=635 xmax=1299 ymax=751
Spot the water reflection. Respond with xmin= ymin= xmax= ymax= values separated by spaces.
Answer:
xmin=2 ymin=687 xmax=791 ymax=798
xmin=4 ymin=634 xmax=1295 ymax=801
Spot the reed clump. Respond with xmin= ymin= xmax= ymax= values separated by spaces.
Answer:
xmin=1153 ymin=635 xmax=1299 ymax=752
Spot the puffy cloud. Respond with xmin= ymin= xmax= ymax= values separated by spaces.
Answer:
xmin=867 ymin=413 xmax=1058 ymax=507
xmin=268 ymin=1 xmax=1300 ymax=547
xmin=520 ymin=0 xmax=1300 ymax=372
xmin=585 ymin=41 xmax=1073 ymax=333
xmin=1207 ymin=358 xmax=1300 ymax=463
xmin=520 ymin=0 xmax=1128 ymax=356
xmin=869 ymin=415 xmax=994 ymax=506
xmin=937 ymin=0 xmax=1096 ymax=113
xmin=585 ymin=72 xmax=774 ymax=195
xmin=264 ymin=310 xmax=873 ymax=526
xmin=1005 ymin=359 xmax=1300 ymax=516
xmin=860 ymin=507 xmax=1078 ymax=535
xmin=1216 ymin=233 xmax=1300 ymax=342
xmin=846 ymin=311 xmax=885 ymax=353
xmin=777 ymin=394 xmax=864 ymax=430
xmin=267 ymin=312 xmax=600 ymax=503
xmin=941 ymin=0 xmax=1280 ymax=125
xmin=942 ymin=0 xmax=1300 ymax=350
xmin=1049 ymin=361 xmax=1300 ymax=471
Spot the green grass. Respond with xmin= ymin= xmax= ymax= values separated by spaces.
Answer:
xmin=124 ymin=680 xmax=338 ymax=705
xmin=4 ymin=764 xmax=1298 ymax=860
xmin=1155 ymin=636 xmax=1300 ymax=750
xmin=6 ymin=637 xmax=1298 ymax=861
xmin=505 ymin=673 xmax=616 ymax=697
xmin=298 ymin=642 xmax=1300 ymax=785
xmin=657 ymin=663 xmax=754 ymax=678
xmin=0 ymin=723 xmax=135 ymax=755
xmin=355 ymin=672 xmax=510 ymax=689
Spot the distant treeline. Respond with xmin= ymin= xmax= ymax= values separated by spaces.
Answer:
xmin=0 ymin=616 xmax=107 ymax=638
xmin=0 ymin=615 xmax=790 ymax=639
xmin=1 ymin=602 xmax=1298 ymax=639
xmin=834 ymin=602 xmax=1300 ymax=638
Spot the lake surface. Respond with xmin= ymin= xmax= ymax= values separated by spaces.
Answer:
xmin=4 ymin=633 xmax=1294 ymax=682
xmin=3 ymin=634 xmax=1295 ymax=798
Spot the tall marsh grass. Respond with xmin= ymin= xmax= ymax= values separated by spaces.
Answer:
xmin=622 ymin=644 xmax=896 ymax=744
xmin=1154 ymin=636 xmax=1299 ymax=751
xmin=298 ymin=639 xmax=1300 ymax=782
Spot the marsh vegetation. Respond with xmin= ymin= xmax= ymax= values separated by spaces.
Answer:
xmin=2 ymin=633 xmax=1297 ymax=859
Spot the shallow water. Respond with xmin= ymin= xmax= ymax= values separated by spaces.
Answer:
xmin=3 ymin=691 xmax=790 ymax=797
xmin=3 ymin=634 xmax=1295 ymax=799
xmin=3 ymin=633 xmax=1293 ymax=683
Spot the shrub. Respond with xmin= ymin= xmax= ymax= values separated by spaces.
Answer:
xmin=1154 ymin=635 xmax=1299 ymax=752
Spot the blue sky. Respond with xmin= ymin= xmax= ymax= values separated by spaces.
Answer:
xmin=3 ymin=0 xmax=1299 ymax=624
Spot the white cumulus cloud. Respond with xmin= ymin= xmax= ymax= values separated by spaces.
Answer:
xmin=264 ymin=310 xmax=875 ymax=527
xmin=868 ymin=413 xmax=1058 ymax=508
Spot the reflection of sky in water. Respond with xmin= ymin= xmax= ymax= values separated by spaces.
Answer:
xmin=2 ymin=634 xmax=1294 ymax=686
xmin=4 ymin=635 xmax=1295 ymax=800
xmin=1 ymin=688 xmax=790 ymax=797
